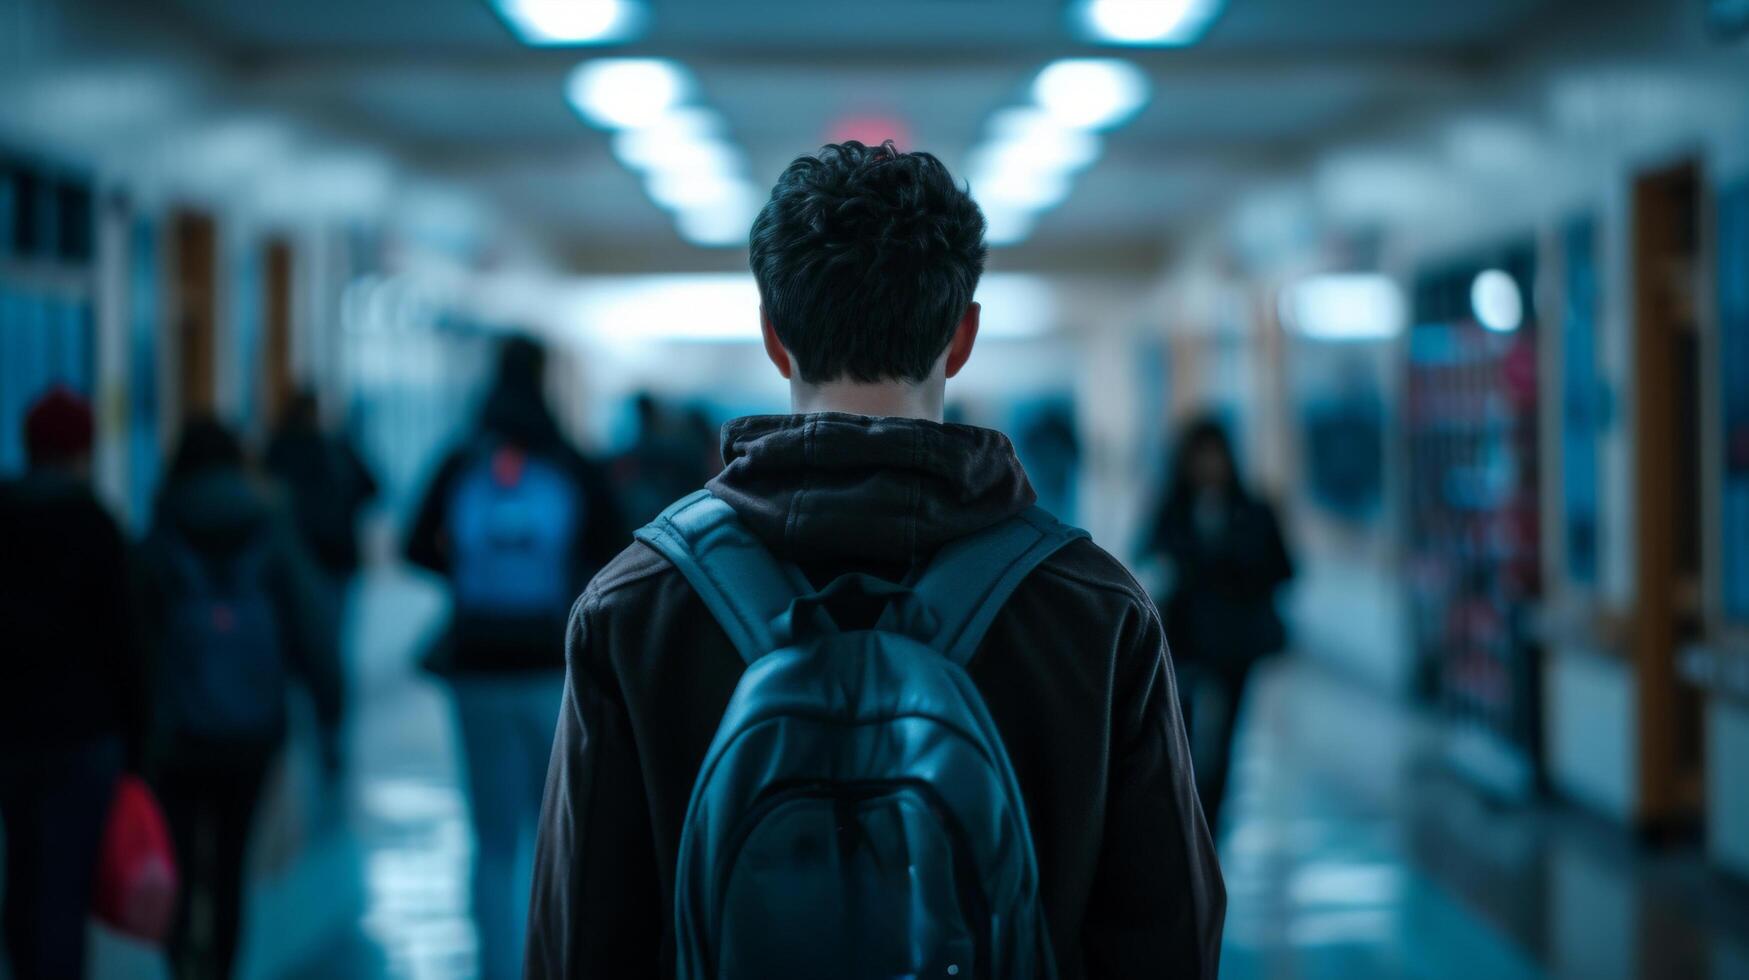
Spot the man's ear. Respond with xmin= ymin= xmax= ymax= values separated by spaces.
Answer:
xmin=760 ymin=308 xmax=793 ymax=380
xmin=944 ymin=302 xmax=981 ymax=379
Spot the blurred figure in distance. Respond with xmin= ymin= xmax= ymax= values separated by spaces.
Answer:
xmin=139 ymin=416 xmax=343 ymax=980
xmin=1144 ymin=416 xmax=1294 ymax=832
xmin=403 ymin=335 xmax=628 ymax=980
xmin=611 ymin=392 xmax=717 ymax=529
xmin=0 ymin=388 xmax=145 ymax=980
xmin=265 ymin=387 xmax=379 ymax=600
xmin=680 ymin=404 xmax=724 ymax=481
xmin=1020 ymin=405 xmax=1082 ymax=520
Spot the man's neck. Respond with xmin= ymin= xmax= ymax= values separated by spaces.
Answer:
xmin=790 ymin=379 xmax=944 ymax=422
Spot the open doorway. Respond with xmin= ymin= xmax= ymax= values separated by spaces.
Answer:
xmin=263 ymin=237 xmax=294 ymax=425
xmin=1630 ymin=160 xmax=1707 ymax=828
xmin=171 ymin=210 xmax=216 ymax=421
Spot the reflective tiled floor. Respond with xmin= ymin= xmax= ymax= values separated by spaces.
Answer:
xmin=1220 ymin=658 xmax=1749 ymax=980
xmin=102 ymin=572 xmax=1749 ymax=979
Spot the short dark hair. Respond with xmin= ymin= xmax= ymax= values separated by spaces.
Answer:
xmin=750 ymin=141 xmax=987 ymax=384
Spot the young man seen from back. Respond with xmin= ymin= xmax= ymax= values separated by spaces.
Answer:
xmin=526 ymin=141 xmax=1224 ymax=979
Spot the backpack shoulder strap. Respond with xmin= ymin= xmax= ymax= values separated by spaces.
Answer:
xmin=910 ymin=506 xmax=1090 ymax=666
xmin=633 ymin=490 xmax=814 ymax=665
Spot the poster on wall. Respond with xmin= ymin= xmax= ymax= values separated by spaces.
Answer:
xmin=1406 ymin=245 xmax=1543 ymax=794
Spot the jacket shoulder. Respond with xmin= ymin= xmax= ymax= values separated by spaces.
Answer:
xmin=578 ymin=539 xmax=680 ymax=608
xmin=1031 ymin=536 xmax=1158 ymax=616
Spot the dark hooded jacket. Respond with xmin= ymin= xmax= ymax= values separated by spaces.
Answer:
xmin=0 ymin=471 xmax=145 ymax=764
xmin=526 ymin=413 xmax=1225 ymax=979
xmin=138 ymin=469 xmax=342 ymax=764
xmin=1146 ymin=490 xmax=1293 ymax=670
xmin=405 ymin=382 xmax=630 ymax=674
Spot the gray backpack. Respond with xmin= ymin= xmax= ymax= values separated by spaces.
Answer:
xmin=636 ymin=490 xmax=1087 ymax=980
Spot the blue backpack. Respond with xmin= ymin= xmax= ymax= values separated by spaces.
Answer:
xmin=636 ymin=490 xmax=1088 ymax=980
xmin=161 ymin=532 xmax=286 ymax=739
xmin=447 ymin=444 xmax=581 ymax=619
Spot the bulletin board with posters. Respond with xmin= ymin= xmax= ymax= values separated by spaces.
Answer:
xmin=1405 ymin=243 xmax=1543 ymax=798
xmin=1719 ymin=180 xmax=1749 ymax=623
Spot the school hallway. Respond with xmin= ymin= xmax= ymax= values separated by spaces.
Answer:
xmin=115 ymin=569 xmax=1749 ymax=980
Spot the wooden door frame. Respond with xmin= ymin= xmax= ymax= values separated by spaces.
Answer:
xmin=264 ymin=238 xmax=294 ymax=426
xmin=1629 ymin=159 xmax=1707 ymax=825
xmin=170 ymin=210 xmax=216 ymax=421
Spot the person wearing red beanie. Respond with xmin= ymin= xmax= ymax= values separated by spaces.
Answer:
xmin=1 ymin=385 xmax=145 ymax=980
xmin=24 ymin=385 xmax=97 ymax=470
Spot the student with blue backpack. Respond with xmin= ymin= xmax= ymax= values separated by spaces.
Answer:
xmin=139 ymin=417 xmax=342 ymax=980
xmin=404 ymin=336 xmax=628 ymax=980
xmin=526 ymin=141 xmax=1225 ymax=980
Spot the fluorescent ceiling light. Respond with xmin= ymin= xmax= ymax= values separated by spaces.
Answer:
xmin=29 ymin=67 xmax=186 ymax=136
xmin=1442 ymin=118 xmax=1544 ymax=177
xmin=557 ymin=272 xmax=1054 ymax=343
xmin=609 ymin=108 xmax=726 ymax=170
xmin=1280 ymin=273 xmax=1406 ymax=341
xmin=1076 ymin=0 xmax=1223 ymax=46
xmin=647 ymin=171 xmax=754 ymax=212
xmin=566 ymin=59 xmax=689 ymax=129
xmin=616 ymin=130 xmax=741 ymax=179
xmin=1470 ymin=269 xmax=1524 ymax=332
xmin=258 ymin=151 xmax=394 ymax=218
xmin=983 ymin=207 xmax=1037 ymax=247
xmin=569 ymin=275 xmax=761 ymax=340
xmin=976 ymin=108 xmax=1102 ymax=174
xmin=151 ymin=118 xmax=298 ymax=187
xmin=1033 ymin=59 xmax=1149 ymax=131
xmin=973 ymin=273 xmax=1055 ymax=336
xmin=973 ymin=167 xmax=1071 ymax=211
xmin=989 ymin=106 xmax=1098 ymax=148
xmin=493 ymin=0 xmax=645 ymax=46
xmin=675 ymin=204 xmax=755 ymax=247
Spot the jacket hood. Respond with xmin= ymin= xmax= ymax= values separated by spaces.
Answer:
xmin=156 ymin=469 xmax=277 ymax=552
xmin=705 ymin=412 xmax=1036 ymax=566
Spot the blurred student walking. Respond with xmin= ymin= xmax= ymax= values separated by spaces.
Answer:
xmin=0 ymin=389 xmax=145 ymax=980
xmin=610 ymin=392 xmax=718 ymax=529
xmin=139 ymin=417 xmax=342 ymax=980
xmin=404 ymin=337 xmax=626 ymax=980
xmin=1145 ymin=417 xmax=1294 ymax=831
xmin=265 ymin=389 xmax=379 ymax=596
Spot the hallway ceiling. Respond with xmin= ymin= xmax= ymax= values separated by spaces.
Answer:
xmin=123 ymin=0 xmax=1584 ymax=263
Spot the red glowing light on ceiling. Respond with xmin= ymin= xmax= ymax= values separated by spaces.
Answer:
xmin=827 ymin=113 xmax=912 ymax=150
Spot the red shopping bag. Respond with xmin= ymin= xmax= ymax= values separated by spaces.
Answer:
xmin=92 ymin=775 xmax=180 ymax=944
